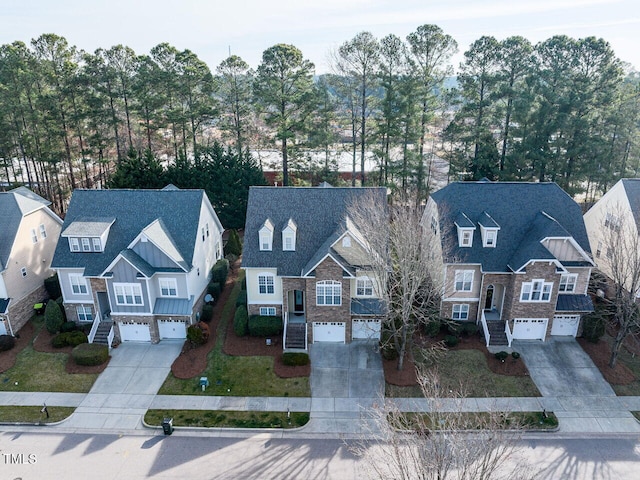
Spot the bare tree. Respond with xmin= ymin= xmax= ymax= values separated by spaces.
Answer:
xmin=348 ymin=192 xmax=443 ymax=371
xmin=598 ymin=205 xmax=640 ymax=368
xmin=349 ymin=370 xmax=534 ymax=480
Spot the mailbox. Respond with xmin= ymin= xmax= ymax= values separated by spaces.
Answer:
xmin=199 ymin=376 xmax=209 ymax=391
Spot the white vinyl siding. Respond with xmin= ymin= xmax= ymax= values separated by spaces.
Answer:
xmin=114 ymin=283 xmax=143 ymax=306
xmin=316 ymin=280 xmax=342 ymax=306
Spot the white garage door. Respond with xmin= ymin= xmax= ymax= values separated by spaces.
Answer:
xmin=352 ymin=318 xmax=381 ymax=340
xmin=551 ymin=315 xmax=580 ymax=337
xmin=158 ymin=319 xmax=187 ymax=339
xmin=0 ymin=320 xmax=7 ymax=335
xmin=313 ymin=322 xmax=345 ymax=343
xmin=512 ymin=318 xmax=548 ymax=341
xmin=118 ymin=322 xmax=151 ymax=342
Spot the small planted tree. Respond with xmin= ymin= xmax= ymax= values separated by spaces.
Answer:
xmin=45 ymin=300 xmax=65 ymax=334
xmin=225 ymin=229 xmax=243 ymax=256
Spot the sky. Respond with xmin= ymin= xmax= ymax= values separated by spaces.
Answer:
xmin=2 ymin=0 xmax=639 ymax=74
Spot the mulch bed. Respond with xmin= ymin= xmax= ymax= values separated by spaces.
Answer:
xmin=385 ymin=332 xmax=530 ymax=387
xmin=577 ymin=337 xmax=635 ymax=385
xmin=0 ymin=321 xmax=35 ymax=373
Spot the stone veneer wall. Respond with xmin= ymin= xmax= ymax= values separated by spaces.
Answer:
xmin=3 ymin=285 xmax=48 ymax=334
xmin=112 ymin=315 xmax=159 ymax=343
xmin=305 ymin=258 xmax=352 ymax=343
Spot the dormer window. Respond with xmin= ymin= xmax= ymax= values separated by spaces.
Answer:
xmin=455 ymin=212 xmax=475 ymax=248
xmin=460 ymin=229 xmax=473 ymax=247
xmin=70 ymin=238 xmax=80 ymax=252
xmin=259 ymin=219 xmax=274 ymax=251
xmin=282 ymin=218 xmax=297 ymax=251
xmin=479 ymin=212 xmax=500 ymax=248
xmin=342 ymin=236 xmax=351 ymax=248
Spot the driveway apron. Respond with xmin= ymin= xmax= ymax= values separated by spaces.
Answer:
xmin=62 ymin=341 xmax=183 ymax=430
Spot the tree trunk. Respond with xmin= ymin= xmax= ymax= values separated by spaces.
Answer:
xmin=282 ymin=137 xmax=289 ymax=186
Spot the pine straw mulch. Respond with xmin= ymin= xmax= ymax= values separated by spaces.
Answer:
xmin=0 ymin=320 xmax=109 ymax=374
xmin=385 ymin=332 xmax=530 ymax=387
xmin=577 ymin=337 xmax=635 ymax=385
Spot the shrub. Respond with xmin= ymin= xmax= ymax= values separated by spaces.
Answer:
xmin=44 ymin=274 xmax=62 ymax=299
xmin=45 ymin=300 xmax=64 ymax=334
xmin=225 ymin=229 xmax=243 ymax=256
xmin=381 ymin=342 xmax=399 ymax=360
xmin=583 ymin=313 xmax=606 ymax=343
xmin=52 ymin=331 xmax=88 ymax=348
xmin=282 ymin=352 xmax=309 ymax=366
xmin=60 ymin=321 xmax=78 ymax=333
xmin=446 ymin=321 xmax=461 ymax=336
xmin=461 ymin=322 xmax=479 ymax=336
xmin=211 ymin=259 xmax=229 ymax=288
xmin=187 ymin=322 xmax=210 ymax=345
xmin=248 ymin=315 xmax=283 ymax=337
xmin=424 ymin=320 xmax=441 ymax=337
xmin=444 ymin=335 xmax=459 ymax=348
xmin=72 ymin=343 xmax=108 ymax=366
xmin=234 ymin=305 xmax=249 ymax=337
xmin=494 ymin=351 xmax=509 ymax=362
xmin=236 ymin=290 xmax=247 ymax=307
xmin=0 ymin=334 xmax=16 ymax=352
xmin=201 ymin=304 xmax=214 ymax=323
xmin=511 ymin=351 xmax=521 ymax=360
xmin=207 ymin=282 xmax=221 ymax=301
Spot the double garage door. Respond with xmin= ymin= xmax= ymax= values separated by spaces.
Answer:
xmin=118 ymin=319 xmax=187 ymax=342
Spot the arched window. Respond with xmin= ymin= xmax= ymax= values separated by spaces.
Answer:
xmin=316 ymin=280 xmax=341 ymax=306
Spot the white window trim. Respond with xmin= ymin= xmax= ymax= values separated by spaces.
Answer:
xmin=159 ymin=278 xmax=178 ymax=297
xmin=356 ymin=277 xmax=374 ymax=297
xmin=257 ymin=274 xmax=275 ymax=295
xmin=31 ymin=229 xmax=38 ymax=244
xmin=113 ymin=283 xmax=144 ymax=306
xmin=458 ymin=228 xmax=474 ymax=247
xmin=452 ymin=304 xmax=469 ymax=320
xmin=70 ymin=274 xmax=88 ymax=295
xmin=260 ymin=307 xmax=277 ymax=316
xmin=482 ymin=228 xmax=498 ymax=248
xmin=259 ymin=232 xmax=272 ymax=251
xmin=316 ymin=280 xmax=342 ymax=306
xmin=92 ymin=237 xmax=102 ymax=252
xmin=520 ymin=279 xmax=553 ymax=302
xmin=283 ymin=231 xmax=295 ymax=251
xmin=81 ymin=238 xmax=91 ymax=252
xmin=39 ymin=224 xmax=47 ymax=239
xmin=70 ymin=237 xmax=80 ymax=252
xmin=559 ymin=274 xmax=578 ymax=293
xmin=77 ymin=306 xmax=93 ymax=322
xmin=342 ymin=236 xmax=351 ymax=247
xmin=20 ymin=267 xmax=27 ymax=277
xmin=454 ymin=270 xmax=474 ymax=292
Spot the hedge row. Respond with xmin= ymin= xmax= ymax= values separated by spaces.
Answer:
xmin=52 ymin=331 xmax=87 ymax=348
xmin=248 ymin=315 xmax=283 ymax=337
xmin=234 ymin=305 xmax=249 ymax=337
xmin=211 ymin=259 xmax=229 ymax=288
xmin=72 ymin=343 xmax=109 ymax=366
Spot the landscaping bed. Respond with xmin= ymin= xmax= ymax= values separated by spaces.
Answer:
xmin=145 ymin=409 xmax=309 ymax=429
xmin=396 ymin=411 xmax=558 ymax=431
xmin=0 ymin=321 xmax=35 ymax=373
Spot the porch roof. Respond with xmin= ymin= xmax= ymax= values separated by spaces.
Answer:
xmin=153 ymin=296 xmax=194 ymax=316
xmin=351 ymin=298 xmax=386 ymax=316
xmin=555 ymin=294 xmax=594 ymax=312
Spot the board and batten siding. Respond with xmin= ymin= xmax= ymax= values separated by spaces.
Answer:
xmin=106 ymin=258 xmax=151 ymax=314
xmin=58 ymin=268 xmax=94 ymax=304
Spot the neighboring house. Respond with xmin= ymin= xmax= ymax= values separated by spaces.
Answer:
xmin=583 ymin=178 xmax=640 ymax=296
xmin=0 ymin=187 xmax=63 ymax=336
xmin=51 ymin=186 xmax=224 ymax=345
xmin=425 ymin=181 xmax=594 ymax=347
xmin=242 ymin=186 xmax=387 ymax=349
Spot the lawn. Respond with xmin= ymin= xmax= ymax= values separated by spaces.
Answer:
xmin=0 ymin=405 xmax=75 ymax=423
xmin=386 ymin=349 xmax=540 ymax=398
xmin=145 ymin=409 xmax=309 ymax=428
xmin=159 ymin=271 xmax=310 ymax=397
xmin=0 ymin=317 xmax=99 ymax=393
xmin=395 ymin=411 xmax=558 ymax=431
xmin=599 ymin=334 xmax=640 ymax=396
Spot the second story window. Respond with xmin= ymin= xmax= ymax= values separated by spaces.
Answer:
xmin=31 ymin=229 xmax=38 ymax=244
xmin=39 ymin=224 xmax=47 ymax=239
xmin=559 ymin=274 xmax=577 ymax=293
xmin=356 ymin=277 xmax=374 ymax=296
xmin=520 ymin=279 xmax=553 ymax=302
xmin=316 ymin=280 xmax=342 ymax=306
xmin=70 ymin=274 xmax=88 ymax=295
xmin=159 ymin=278 xmax=178 ymax=297
xmin=454 ymin=270 xmax=474 ymax=292
xmin=114 ymin=283 xmax=143 ymax=306
xmin=258 ymin=274 xmax=275 ymax=294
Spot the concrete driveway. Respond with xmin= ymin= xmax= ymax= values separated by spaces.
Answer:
xmin=63 ymin=341 xmax=183 ymax=430
xmin=514 ymin=337 xmax=615 ymax=397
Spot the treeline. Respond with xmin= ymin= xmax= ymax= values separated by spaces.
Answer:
xmin=0 ymin=28 xmax=638 ymax=214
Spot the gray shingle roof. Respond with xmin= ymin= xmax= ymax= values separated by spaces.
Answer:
xmin=62 ymin=218 xmax=115 ymax=237
xmin=622 ymin=179 xmax=640 ymax=229
xmin=242 ymin=187 xmax=387 ymax=276
xmin=431 ymin=182 xmax=592 ymax=273
xmin=52 ymin=189 xmax=207 ymax=276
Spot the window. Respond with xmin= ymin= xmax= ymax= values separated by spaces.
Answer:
xmin=559 ymin=274 xmax=577 ymax=293
xmin=283 ymin=233 xmax=294 ymax=251
xmin=202 ymin=227 xmax=205 ymax=242
xmin=260 ymin=307 xmax=276 ymax=316
xmin=81 ymin=238 xmax=91 ymax=252
xmin=282 ymin=219 xmax=297 ymax=251
xmin=258 ymin=274 xmax=275 ymax=294
xmin=70 ymin=237 xmax=80 ymax=252
xmin=77 ymin=306 xmax=93 ymax=322
xmin=114 ymin=283 xmax=143 ymax=306
xmin=483 ymin=229 xmax=497 ymax=247
xmin=430 ymin=216 xmax=438 ymax=234
xmin=596 ymin=241 xmax=602 ymax=258
xmin=461 ymin=230 xmax=473 ymax=247
xmin=605 ymin=212 xmax=620 ymax=231
xmin=520 ymin=280 xmax=553 ymax=302
xmin=356 ymin=277 xmax=374 ymax=296
xmin=70 ymin=274 xmax=88 ymax=295
xmin=39 ymin=224 xmax=47 ymax=239
xmin=452 ymin=304 xmax=469 ymax=320
xmin=259 ymin=220 xmax=274 ymax=251
xmin=92 ymin=238 xmax=102 ymax=251
xmin=159 ymin=278 xmax=178 ymax=297
xmin=454 ymin=270 xmax=473 ymax=292
xmin=20 ymin=267 xmax=27 ymax=277
xmin=206 ymin=223 xmax=210 ymax=238
xmin=31 ymin=229 xmax=38 ymax=244
xmin=342 ymin=236 xmax=351 ymax=248
xmin=316 ymin=280 xmax=341 ymax=305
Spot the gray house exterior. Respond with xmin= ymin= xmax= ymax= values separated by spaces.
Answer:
xmin=51 ymin=187 xmax=224 ymax=345
xmin=425 ymin=181 xmax=595 ymax=347
xmin=0 ymin=187 xmax=63 ymax=336
xmin=242 ymin=186 xmax=387 ymax=349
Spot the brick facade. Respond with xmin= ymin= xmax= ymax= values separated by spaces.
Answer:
xmin=441 ymin=301 xmax=479 ymax=323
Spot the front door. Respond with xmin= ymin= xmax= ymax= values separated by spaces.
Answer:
xmin=484 ymin=285 xmax=494 ymax=310
xmin=293 ymin=290 xmax=304 ymax=315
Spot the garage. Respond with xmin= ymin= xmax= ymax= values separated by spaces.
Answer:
xmin=352 ymin=318 xmax=381 ymax=340
xmin=512 ymin=318 xmax=548 ymax=341
xmin=118 ymin=321 xmax=151 ymax=342
xmin=551 ymin=315 xmax=580 ymax=337
xmin=158 ymin=319 xmax=187 ymax=339
xmin=313 ymin=321 xmax=345 ymax=343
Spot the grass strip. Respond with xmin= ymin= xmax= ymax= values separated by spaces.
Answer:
xmin=145 ymin=409 xmax=309 ymax=428
xmin=0 ymin=405 xmax=75 ymax=423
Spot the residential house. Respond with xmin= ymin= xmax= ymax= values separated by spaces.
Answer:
xmin=0 ymin=187 xmax=63 ymax=336
xmin=583 ymin=178 xmax=640 ymax=296
xmin=425 ymin=181 xmax=594 ymax=347
xmin=242 ymin=186 xmax=387 ymax=349
xmin=51 ymin=187 xmax=224 ymax=345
